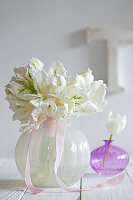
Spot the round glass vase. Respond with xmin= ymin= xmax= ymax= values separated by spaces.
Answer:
xmin=15 ymin=119 xmax=90 ymax=188
xmin=90 ymin=140 xmax=129 ymax=176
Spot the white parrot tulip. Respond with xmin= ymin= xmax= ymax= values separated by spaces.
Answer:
xmin=107 ymin=111 xmax=126 ymax=135
xmin=5 ymin=58 xmax=107 ymax=133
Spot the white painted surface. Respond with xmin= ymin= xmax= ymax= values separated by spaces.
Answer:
xmin=0 ymin=158 xmax=133 ymax=200
xmin=86 ymin=28 xmax=133 ymax=42
xmin=0 ymin=0 xmax=133 ymax=157
xmin=87 ymin=28 xmax=133 ymax=93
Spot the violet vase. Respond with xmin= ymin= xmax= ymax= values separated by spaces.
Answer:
xmin=90 ymin=140 xmax=129 ymax=176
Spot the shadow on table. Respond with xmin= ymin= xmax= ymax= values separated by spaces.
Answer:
xmin=0 ymin=179 xmax=26 ymax=190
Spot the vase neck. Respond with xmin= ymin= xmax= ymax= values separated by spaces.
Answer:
xmin=43 ymin=117 xmax=72 ymax=127
xmin=103 ymin=140 xmax=113 ymax=145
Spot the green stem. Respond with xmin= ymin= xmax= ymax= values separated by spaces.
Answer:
xmin=102 ymin=134 xmax=113 ymax=167
xmin=109 ymin=134 xmax=113 ymax=141
xmin=107 ymin=134 xmax=113 ymax=157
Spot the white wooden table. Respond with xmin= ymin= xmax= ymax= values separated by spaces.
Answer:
xmin=0 ymin=158 xmax=133 ymax=200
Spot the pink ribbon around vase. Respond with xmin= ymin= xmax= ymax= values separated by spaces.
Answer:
xmin=25 ymin=118 xmax=125 ymax=194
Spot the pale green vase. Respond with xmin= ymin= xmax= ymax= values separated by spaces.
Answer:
xmin=15 ymin=119 xmax=90 ymax=188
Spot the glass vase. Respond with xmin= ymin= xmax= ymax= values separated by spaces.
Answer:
xmin=90 ymin=140 xmax=129 ymax=176
xmin=15 ymin=118 xmax=90 ymax=188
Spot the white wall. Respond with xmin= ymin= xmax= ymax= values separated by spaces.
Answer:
xmin=0 ymin=0 xmax=133 ymax=157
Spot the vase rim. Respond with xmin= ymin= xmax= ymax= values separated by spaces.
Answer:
xmin=103 ymin=140 xmax=113 ymax=144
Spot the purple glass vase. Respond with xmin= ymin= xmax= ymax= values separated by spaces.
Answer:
xmin=90 ymin=140 xmax=129 ymax=176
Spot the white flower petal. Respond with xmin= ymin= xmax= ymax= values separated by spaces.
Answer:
xmin=107 ymin=112 xmax=126 ymax=135
xmin=48 ymin=61 xmax=67 ymax=76
xmin=29 ymin=57 xmax=44 ymax=71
